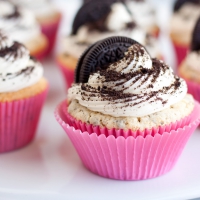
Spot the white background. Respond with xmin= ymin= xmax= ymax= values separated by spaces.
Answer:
xmin=0 ymin=0 xmax=200 ymax=200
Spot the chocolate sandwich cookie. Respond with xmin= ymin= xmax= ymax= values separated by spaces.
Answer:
xmin=191 ymin=16 xmax=200 ymax=51
xmin=174 ymin=0 xmax=200 ymax=12
xmin=72 ymin=1 xmax=112 ymax=34
xmin=72 ymin=0 xmax=128 ymax=34
xmin=75 ymin=36 xmax=142 ymax=83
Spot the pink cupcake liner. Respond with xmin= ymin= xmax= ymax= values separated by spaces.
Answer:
xmin=57 ymin=59 xmax=74 ymax=89
xmin=41 ymin=14 xmax=62 ymax=56
xmin=63 ymin=103 xmax=193 ymax=138
xmin=185 ymin=79 xmax=200 ymax=103
xmin=172 ymin=43 xmax=188 ymax=67
xmin=0 ymin=88 xmax=48 ymax=153
xmin=55 ymin=100 xmax=200 ymax=180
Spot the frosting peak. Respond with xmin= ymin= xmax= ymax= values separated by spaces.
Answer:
xmin=0 ymin=30 xmax=43 ymax=92
xmin=68 ymin=43 xmax=187 ymax=117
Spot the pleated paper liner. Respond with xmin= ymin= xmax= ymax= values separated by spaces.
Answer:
xmin=41 ymin=13 xmax=62 ymax=56
xmin=172 ymin=42 xmax=188 ymax=67
xmin=62 ymin=103 xmax=193 ymax=138
xmin=55 ymin=100 xmax=200 ymax=180
xmin=0 ymin=88 xmax=48 ymax=153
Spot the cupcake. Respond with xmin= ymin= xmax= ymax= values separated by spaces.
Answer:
xmin=0 ymin=30 xmax=48 ymax=152
xmin=170 ymin=0 xmax=200 ymax=66
xmin=0 ymin=0 xmax=48 ymax=60
xmin=55 ymin=36 xmax=200 ymax=180
xmin=10 ymin=0 xmax=61 ymax=56
xmin=57 ymin=0 xmax=161 ymax=89
xmin=179 ymin=16 xmax=200 ymax=102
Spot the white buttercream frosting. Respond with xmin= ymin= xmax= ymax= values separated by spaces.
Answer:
xmin=10 ymin=0 xmax=55 ymax=18
xmin=0 ymin=31 xmax=43 ymax=92
xmin=125 ymin=0 xmax=157 ymax=31
xmin=68 ymin=43 xmax=187 ymax=117
xmin=0 ymin=0 xmax=40 ymax=44
xmin=186 ymin=51 xmax=200 ymax=72
xmin=64 ymin=2 xmax=159 ymax=58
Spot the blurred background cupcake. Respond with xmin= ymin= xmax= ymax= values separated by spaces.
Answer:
xmin=170 ymin=0 xmax=200 ymax=66
xmin=0 ymin=0 xmax=48 ymax=60
xmin=179 ymin=16 xmax=200 ymax=103
xmin=11 ymin=0 xmax=62 ymax=56
xmin=0 ymin=30 xmax=48 ymax=152
xmin=57 ymin=0 xmax=161 ymax=89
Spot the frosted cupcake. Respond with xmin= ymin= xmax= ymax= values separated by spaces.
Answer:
xmin=57 ymin=0 xmax=161 ymax=89
xmin=0 ymin=0 xmax=48 ymax=60
xmin=11 ymin=0 xmax=61 ymax=55
xmin=0 ymin=30 xmax=48 ymax=152
xmin=170 ymin=0 xmax=200 ymax=66
xmin=55 ymin=36 xmax=200 ymax=180
xmin=179 ymin=16 xmax=200 ymax=102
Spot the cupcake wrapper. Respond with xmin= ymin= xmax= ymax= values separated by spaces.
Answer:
xmin=57 ymin=59 xmax=74 ymax=89
xmin=0 ymin=88 xmax=48 ymax=153
xmin=172 ymin=42 xmax=188 ymax=67
xmin=41 ymin=14 xmax=62 ymax=56
xmin=186 ymin=79 xmax=200 ymax=103
xmin=63 ymin=104 xmax=193 ymax=138
xmin=55 ymin=100 xmax=200 ymax=180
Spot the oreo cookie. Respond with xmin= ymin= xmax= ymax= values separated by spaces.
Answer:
xmin=174 ymin=0 xmax=200 ymax=12
xmin=72 ymin=0 xmax=127 ymax=34
xmin=75 ymin=36 xmax=143 ymax=83
xmin=191 ymin=17 xmax=200 ymax=51
xmin=72 ymin=1 xmax=112 ymax=35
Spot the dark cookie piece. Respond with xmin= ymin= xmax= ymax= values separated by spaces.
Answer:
xmin=0 ymin=41 xmax=25 ymax=60
xmin=4 ymin=5 xmax=20 ymax=19
xmin=174 ymin=0 xmax=200 ymax=12
xmin=72 ymin=1 xmax=113 ymax=35
xmin=75 ymin=36 xmax=143 ymax=83
xmin=191 ymin=17 xmax=200 ymax=51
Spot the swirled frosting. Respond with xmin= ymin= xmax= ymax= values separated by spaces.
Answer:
xmin=0 ymin=0 xmax=40 ymax=44
xmin=10 ymin=0 xmax=56 ymax=18
xmin=0 ymin=31 xmax=43 ymax=92
xmin=68 ymin=43 xmax=187 ymax=117
xmin=64 ymin=2 xmax=159 ymax=58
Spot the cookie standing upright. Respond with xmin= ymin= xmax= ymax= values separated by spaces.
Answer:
xmin=0 ymin=30 xmax=48 ymax=152
xmin=55 ymin=36 xmax=200 ymax=180
xmin=170 ymin=0 xmax=200 ymax=66
xmin=57 ymin=0 xmax=161 ymax=89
